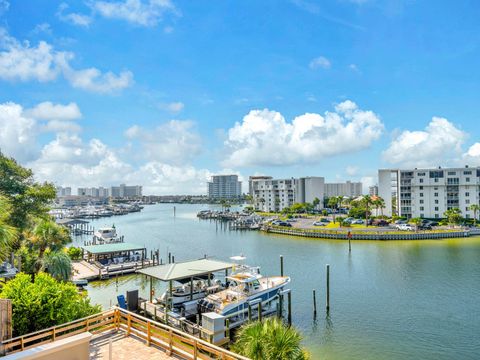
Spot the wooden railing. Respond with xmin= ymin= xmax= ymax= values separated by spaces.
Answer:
xmin=0 ymin=307 xmax=249 ymax=360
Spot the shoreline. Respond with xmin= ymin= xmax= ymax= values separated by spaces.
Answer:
xmin=263 ymin=225 xmax=480 ymax=240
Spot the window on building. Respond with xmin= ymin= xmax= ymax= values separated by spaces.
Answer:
xmin=419 ymin=178 xmax=424 ymax=183
xmin=435 ymin=214 xmax=439 ymax=218
xmin=434 ymin=187 xmax=438 ymax=190
xmin=466 ymin=200 xmax=470 ymax=204
xmin=434 ymin=178 xmax=439 ymax=183
xmin=435 ymin=207 xmax=439 ymax=211
xmin=466 ymin=214 xmax=470 ymax=219
xmin=417 ymin=172 xmax=426 ymax=176
xmin=420 ymin=206 xmax=424 ymax=211
xmin=448 ymin=171 xmax=456 ymax=175
xmin=435 ymin=200 xmax=439 ymax=204
xmin=466 ymin=192 xmax=470 ymax=196
xmin=466 ymin=177 xmax=470 ymax=182
xmin=464 ymin=170 xmax=472 ymax=175
xmin=434 ymin=192 xmax=438 ymax=197
xmin=420 ymin=193 xmax=424 ymax=197
xmin=420 ymin=199 xmax=424 ymax=204
xmin=419 ymin=186 xmax=424 ymax=190
xmin=420 ymin=213 xmax=424 ymax=217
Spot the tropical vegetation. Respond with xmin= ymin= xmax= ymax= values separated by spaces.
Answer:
xmin=232 ymin=318 xmax=310 ymax=360
xmin=0 ymin=272 xmax=100 ymax=336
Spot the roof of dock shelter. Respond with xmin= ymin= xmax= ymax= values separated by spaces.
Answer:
xmin=81 ymin=242 xmax=145 ymax=255
xmin=138 ymin=258 xmax=233 ymax=282
xmin=56 ymin=218 xmax=90 ymax=226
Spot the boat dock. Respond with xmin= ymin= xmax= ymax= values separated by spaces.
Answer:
xmin=72 ymin=242 xmax=155 ymax=282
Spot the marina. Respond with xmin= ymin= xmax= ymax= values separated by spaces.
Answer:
xmin=77 ymin=203 xmax=480 ymax=360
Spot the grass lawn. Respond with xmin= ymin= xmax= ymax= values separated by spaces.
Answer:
xmin=323 ymin=222 xmax=369 ymax=229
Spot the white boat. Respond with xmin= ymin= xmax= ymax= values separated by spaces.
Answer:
xmin=197 ymin=257 xmax=290 ymax=318
xmin=158 ymin=278 xmax=224 ymax=308
xmin=93 ymin=227 xmax=121 ymax=244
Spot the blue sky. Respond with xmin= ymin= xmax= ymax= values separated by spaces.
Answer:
xmin=1 ymin=0 xmax=480 ymax=194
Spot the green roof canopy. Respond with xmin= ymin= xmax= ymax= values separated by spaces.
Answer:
xmin=138 ymin=258 xmax=233 ymax=282
xmin=81 ymin=242 xmax=145 ymax=255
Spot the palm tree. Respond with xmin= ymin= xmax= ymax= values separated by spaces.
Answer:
xmin=29 ymin=219 xmax=71 ymax=271
xmin=41 ymin=250 xmax=72 ymax=281
xmin=360 ymin=195 xmax=373 ymax=226
xmin=469 ymin=204 xmax=480 ymax=226
xmin=233 ymin=318 xmax=310 ymax=360
xmin=443 ymin=208 xmax=462 ymax=227
xmin=0 ymin=196 xmax=17 ymax=262
xmin=377 ymin=197 xmax=386 ymax=216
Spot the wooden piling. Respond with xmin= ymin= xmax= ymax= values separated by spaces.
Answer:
xmin=168 ymin=252 xmax=171 ymax=264
xmin=287 ymin=291 xmax=292 ymax=326
xmin=172 ymin=255 xmax=175 ymax=263
xmin=248 ymin=303 xmax=252 ymax=322
xmin=313 ymin=289 xmax=317 ymax=316
xmin=280 ymin=255 xmax=284 ymax=277
xmin=258 ymin=302 xmax=262 ymax=322
xmin=173 ymin=206 xmax=176 ymax=217
xmin=326 ymin=264 xmax=330 ymax=311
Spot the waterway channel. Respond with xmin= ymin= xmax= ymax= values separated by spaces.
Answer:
xmin=74 ymin=203 xmax=480 ymax=360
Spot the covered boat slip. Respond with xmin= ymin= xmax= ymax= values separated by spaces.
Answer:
xmin=78 ymin=242 xmax=152 ymax=279
xmin=138 ymin=258 xmax=234 ymax=305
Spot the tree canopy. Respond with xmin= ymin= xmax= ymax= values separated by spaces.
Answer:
xmin=0 ymin=272 xmax=101 ymax=336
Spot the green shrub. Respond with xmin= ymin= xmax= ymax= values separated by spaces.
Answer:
xmin=0 ymin=272 xmax=101 ymax=336
xmin=67 ymin=246 xmax=82 ymax=260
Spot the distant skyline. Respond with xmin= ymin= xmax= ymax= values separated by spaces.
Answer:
xmin=1 ymin=0 xmax=480 ymax=195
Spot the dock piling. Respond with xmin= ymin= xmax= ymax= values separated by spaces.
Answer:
xmin=258 ymin=302 xmax=262 ymax=322
xmin=313 ymin=289 xmax=317 ymax=317
xmin=326 ymin=264 xmax=330 ymax=312
xmin=280 ymin=255 xmax=284 ymax=277
xmin=287 ymin=291 xmax=292 ymax=326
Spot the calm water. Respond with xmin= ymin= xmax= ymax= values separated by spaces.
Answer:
xmin=77 ymin=204 xmax=480 ymax=360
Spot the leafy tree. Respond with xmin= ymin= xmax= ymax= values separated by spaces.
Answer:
xmin=67 ymin=246 xmax=83 ymax=260
xmin=469 ymin=204 xmax=480 ymax=226
xmin=0 ymin=153 xmax=56 ymax=232
xmin=0 ymin=195 xmax=17 ymax=262
xmin=41 ymin=250 xmax=72 ymax=281
xmin=443 ymin=208 xmax=462 ymax=226
xmin=0 ymin=272 xmax=101 ymax=336
xmin=359 ymin=195 xmax=373 ymax=226
xmin=233 ymin=318 xmax=310 ymax=360
xmin=312 ymin=197 xmax=320 ymax=209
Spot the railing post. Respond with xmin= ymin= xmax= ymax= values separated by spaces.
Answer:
xmin=193 ymin=340 xmax=198 ymax=360
xmin=52 ymin=327 xmax=56 ymax=342
xmin=20 ymin=337 xmax=24 ymax=351
xmin=147 ymin=321 xmax=151 ymax=346
xmin=116 ymin=309 xmax=120 ymax=330
xmin=127 ymin=314 xmax=131 ymax=336
xmin=167 ymin=329 xmax=173 ymax=355
xmin=86 ymin=318 xmax=89 ymax=332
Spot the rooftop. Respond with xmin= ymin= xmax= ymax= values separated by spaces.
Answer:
xmin=137 ymin=258 xmax=233 ymax=282
xmin=82 ymin=242 xmax=145 ymax=255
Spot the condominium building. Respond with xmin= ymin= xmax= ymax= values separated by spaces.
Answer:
xmin=207 ymin=175 xmax=242 ymax=199
xmin=369 ymin=185 xmax=379 ymax=196
xmin=250 ymin=176 xmax=325 ymax=212
xmin=378 ymin=166 xmax=480 ymax=219
xmin=77 ymin=184 xmax=142 ymax=198
xmin=324 ymin=181 xmax=363 ymax=198
xmin=248 ymin=176 xmax=273 ymax=196
xmin=56 ymin=186 xmax=71 ymax=197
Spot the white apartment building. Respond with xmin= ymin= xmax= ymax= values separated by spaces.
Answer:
xmin=251 ymin=177 xmax=325 ymax=212
xmin=369 ymin=185 xmax=379 ymax=196
xmin=324 ymin=181 xmax=363 ymax=198
xmin=378 ymin=166 xmax=480 ymax=219
xmin=207 ymin=175 xmax=242 ymax=199
xmin=56 ymin=186 xmax=71 ymax=197
xmin=77 ymin=184 xmax=142 ymax=198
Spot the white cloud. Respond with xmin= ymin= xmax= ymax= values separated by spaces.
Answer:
xmin=222 ymin=100 xmax=384 ymax=167
xmin=57 ymin=3 xmax=93 ymax=27
xmin=92 ymin=0 xmax=177 ymax=27
xmin=26 ymin=101 xmax=82 ymax=121
xmin=360 ymin=176 xmax=375 ymax=193
xmin=32 ymin=23 xmax=52 ymax=35
xmin=346 ymin=165 xmax=359 ymax=176
xmin=163 ymin=26 xmax=174 ymax=34
xmin=462 ymin=143 xmax=480 ymax=165
xmin=309 ymin=56 xmax=331 ymax=70
xmin=159 ymin=101 xmax=184 ymax=113
xmin=382 ymin=117 xmax=467 ymax=167
xmin=125 ymin=120 xmax=201 ymax=164
xmin=0 ymin=102 xmax=37 ymax=162
xmin=0 ymin=28 xmax=133 ymax=93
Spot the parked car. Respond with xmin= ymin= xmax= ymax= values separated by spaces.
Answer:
xmin=286 ymin=218 xmax=297 ymax=223
xmin=418 ymin=224 xmax=432 ymax=230
xmin=277 ymin=221 xmax=292 ymax=227
xmin=397 ymin=224 xmax=414 ymax=231
xmin=352 ymin=219 xmax=364 ymax=225
xmin=320 ymin=218 xmax=331 ymax=223
xmin=395 ymin=219 xmax=407 ymax=225
xmin=313 ymin=221 xmax=327 ymax=226
xmin=372 ymin=219 xmax=389 ymax=226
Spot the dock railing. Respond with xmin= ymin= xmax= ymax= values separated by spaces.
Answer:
xmin=0 ymin=307 xmax=250 ymax=360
